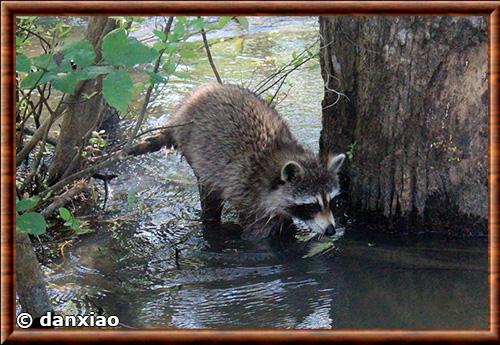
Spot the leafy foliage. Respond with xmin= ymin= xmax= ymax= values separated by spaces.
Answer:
xmin=14 ymin=15 xmax=253 ymax=238
xmin=16 ymin=196 xmax=47 ymax=236
xmin=16 ymin=53 xmax=31 ymax=73
xmin=102 ymin=28 xmax=158 ymax=67
xmin=16 ymin=16 xmax=250 ymax=113
xmin=58 ymin=207 xmax=83 ymax=233
xmin=59 ymin=39 xmax=96 ymax=71
xmin=103 ymin=70 xmax=133 ymax=113
xmin=17 ymin=212 xmax=47 ymax=236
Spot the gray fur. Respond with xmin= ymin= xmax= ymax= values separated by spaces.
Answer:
xmin=167 ymin=83 xmax=344 ymax=240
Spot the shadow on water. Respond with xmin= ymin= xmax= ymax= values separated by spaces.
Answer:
xmin=42 ymin=17 xmax=488 ymax=329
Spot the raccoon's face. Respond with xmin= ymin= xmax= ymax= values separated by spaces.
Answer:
xmin=278 ymin=153 xmax=346 ymax=237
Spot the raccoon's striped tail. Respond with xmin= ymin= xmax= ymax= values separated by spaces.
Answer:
xmin=127 ymin=127 xmax=176 ymax=156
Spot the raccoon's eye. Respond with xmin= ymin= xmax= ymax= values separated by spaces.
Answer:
xmin=288 ymin=203 xmax=321 ymax=220
xmin=300 ymin=203 xmax=322 ymax=213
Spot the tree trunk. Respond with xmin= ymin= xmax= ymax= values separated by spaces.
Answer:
xmin=319 ymin=16 xmax=488 ymax=236
xmin=16 ymin=233 xmax=52 ymax=325
xmin=47 ymin=17 xmax=117 ymax=185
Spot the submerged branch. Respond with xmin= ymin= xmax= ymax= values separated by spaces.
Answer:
xmin=42 ymin=123 xmax=179 ymax=196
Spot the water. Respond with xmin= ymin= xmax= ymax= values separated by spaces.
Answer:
xmin=40 ymin=16 xmax=488 ymax=329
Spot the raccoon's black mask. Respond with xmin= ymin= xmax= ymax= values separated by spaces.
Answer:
xmin=274 ymin=153 xmax=346 ymax=236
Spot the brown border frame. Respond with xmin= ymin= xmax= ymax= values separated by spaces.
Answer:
xmin=1 ymin=1 xmax=499 ymax=343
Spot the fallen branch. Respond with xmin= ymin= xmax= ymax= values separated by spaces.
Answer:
xmin=41 ymin=180 xmax=88 ymax=218
xmin=42 ymin=127 xmax=176 ymax=197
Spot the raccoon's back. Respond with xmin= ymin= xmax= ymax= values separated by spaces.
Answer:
xmin=171 ymin=84 xmax=298 ymax=163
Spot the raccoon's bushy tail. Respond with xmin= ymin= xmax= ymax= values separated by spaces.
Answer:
xmin=127 ymin=127 xmax=176 ymax=156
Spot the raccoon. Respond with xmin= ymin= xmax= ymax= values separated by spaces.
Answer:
xmin=167 ymin=83 xmax=345 ymax=240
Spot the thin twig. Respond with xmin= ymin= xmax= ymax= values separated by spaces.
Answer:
xmin=255 ymin=52 xmax=316 ymax=97
xmin=16 ymin=86 xmax=72 ymax=165
xmin=267 ymin=77 xmax=287 ymax=106
xmin=135 ymin=122 xmax=193 ymax=140
xmin=124 ymin=16 xmax=174 ymax=152
xmin=17 ymin=25 xmax=52 ymax=49
xmin=200 ymin=20 xmax=222 ymax=84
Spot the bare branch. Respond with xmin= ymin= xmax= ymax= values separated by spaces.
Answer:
xmin=200 ymin=23 xmax=222 ymax=84
xmin=40 ymin=180 xmax=88 ymax=218
xmin=20 ymin=127 xmax=57 ymax=146
xmin=124 ymin=16 xmax=174 ymax=151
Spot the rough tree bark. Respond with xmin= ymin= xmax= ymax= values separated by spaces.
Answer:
xmin=47 ymin=17 xmax=117 ymax=185
xmin=16 ymin=233 xmax=53 ymax=324
xmin=319 ymin=16 xmax=488 ymax=235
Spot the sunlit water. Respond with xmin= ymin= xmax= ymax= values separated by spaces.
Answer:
xmin=40 ymin=17 xmax=488 ymax=329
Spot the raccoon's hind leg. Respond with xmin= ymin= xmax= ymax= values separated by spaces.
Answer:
xmin=198 ymin=183 xmax=223 ymax=224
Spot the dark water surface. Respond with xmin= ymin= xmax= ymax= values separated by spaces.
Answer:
xmin=40 ymin=16 xmax=488 ymax=329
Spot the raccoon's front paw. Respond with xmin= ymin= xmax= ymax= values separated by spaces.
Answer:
xmin=241 ymin=225 xmax=273 ymax=241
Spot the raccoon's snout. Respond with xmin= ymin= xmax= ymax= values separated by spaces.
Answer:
xmin=325 ymin=224 xmax=336 ymax=236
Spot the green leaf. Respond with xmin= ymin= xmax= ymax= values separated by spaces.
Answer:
xmin=103 ymin=70 xmax=133 ymax=113
xmin=217 ymin=16 xmax=232 ymax=28
xmin=102 ymin=28 xmax=128 ymax=65
xmin=236 ymin=17 xmax=249 ymax=30
xmin=169 ymin=22 xmax=185 ymax=42
xmin=164 ymin=43 xmax=177 ymax=54
xmin=145 ymin=70 xmax=166 ymax=85
xmin=162 ymin=61 xmax=176 ymax=74
xmin=51 ymin=72 xmax=79 ymax=94
xmin=81 ymin=65 xmax=114 ymax=79
xmin=153 ymin=41 xmax=166 ymax=52
xmin=16 ymin=196 xmax=40 ymax=213
xmin=122 ymin=38 xmax=158 ymax=67
xmin=16 ymin=36 xmax=24 ymax=52
xmin=303 ymin=240 xmax=335 ymax=259
xmin=102 ymin=28 xmax=157 ymax=67
xmin=51 ymin=66 xmax=111 ymax=94
xmin=59 ymin=39 xmax=96 ymax=71
xmin=177 ymin=17 xmax=188 ymax=25
xmin=64 ymin=218 xmax=80 ymax=232
xmin=191 ymin=18 xmax=205 ymax=30
xmin=16 ymin=212 xmax=47 ymax=235
xmin=32 ymin=54 xmax=57 ymax=70
xmin=153 ymin=29 xmax=166 ymax=42
xmin=19 ymin=71 xmax=56 ymax=89
xmin=16 ymin=53 xmax=31 ymax=73
xmin=58 ymin=207 xmax=72 ymax=221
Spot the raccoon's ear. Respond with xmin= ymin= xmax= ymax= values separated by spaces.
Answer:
xmin=281 ymin=161 xmax=304 ymax=183
xmin=327 ymin=153 xmax=346 ymax=173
